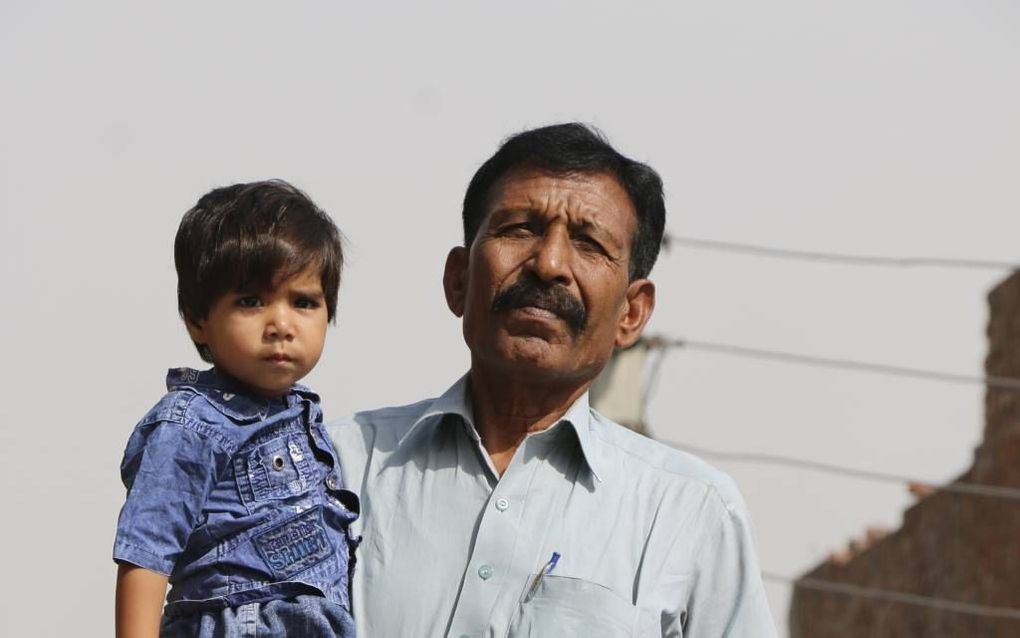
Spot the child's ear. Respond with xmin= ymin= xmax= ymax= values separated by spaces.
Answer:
xmin=185 ymin=319 xmax=207 ymax=346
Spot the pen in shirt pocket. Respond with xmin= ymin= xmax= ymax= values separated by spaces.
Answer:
xmin=524 ymin=551 xmax=560 ymax=602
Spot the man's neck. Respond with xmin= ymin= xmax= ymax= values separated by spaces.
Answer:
xmin=467 ymin=366 xmax=591 ymax=476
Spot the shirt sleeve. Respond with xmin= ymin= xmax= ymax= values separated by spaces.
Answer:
xmin=673 ymin=487 xmax=777 ymax=638
xmin=112 ymin=421 xmax=222 ymax=576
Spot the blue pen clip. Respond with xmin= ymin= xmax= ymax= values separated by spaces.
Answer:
xmin=525 ymin=551 xmax=561 ymax=602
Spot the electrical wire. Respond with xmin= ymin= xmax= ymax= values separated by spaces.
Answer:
xmin=764 ymin=571 xmax=1020 ymax=621
xmin=665 ymin=235 xmax=1020 ymax=272
xmin=639 ymin=336 xmax=1020 ymax=500
xmin=647 ymin=336 xmax=1020 ymax=392
xmin=627 ymin=299 xmax=1020 ymax=621
xmin=659 ymin=439 xmax=1020 ymax=502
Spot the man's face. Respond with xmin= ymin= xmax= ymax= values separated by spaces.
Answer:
xmin=444 ymin=168 xmax=655 ymax=384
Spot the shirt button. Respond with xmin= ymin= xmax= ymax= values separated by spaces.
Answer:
xmin=477 ymin=564 xmax=494 ymax=580
xmin=495 ymin=497 xmax=509 ymax=512
xmin=326 ymin=475 xmax=338 ymax=490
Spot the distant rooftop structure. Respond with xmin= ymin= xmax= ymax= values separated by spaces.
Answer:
xmin=590 ymin=340 xmax=653 ymax=435
xmin=789 ymin=272 xmax=1020 ymax=637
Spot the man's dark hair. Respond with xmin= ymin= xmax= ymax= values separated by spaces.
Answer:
xmin=175 ymin=179 xmax=344 ymax=362
xmin=462 ymin=123 xmax=666 ymax=280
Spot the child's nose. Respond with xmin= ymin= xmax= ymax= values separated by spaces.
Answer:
xmin=265 ymin=307 xmax=295 ymax=340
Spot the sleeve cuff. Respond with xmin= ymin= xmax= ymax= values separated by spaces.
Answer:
xmin=113 ymin=539 xmax=174 ymax=576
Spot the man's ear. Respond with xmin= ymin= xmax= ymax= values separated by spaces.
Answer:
xmin=615 ymin=278 xmax=655 ymax=349
xmin=443 ymin=246 xmax=468 ymax=317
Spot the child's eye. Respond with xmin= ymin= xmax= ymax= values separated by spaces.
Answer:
xmin=235 ymin=295 xmax=262 ymax=308
xmin=294 ymin=296 xmax=321 ymax=310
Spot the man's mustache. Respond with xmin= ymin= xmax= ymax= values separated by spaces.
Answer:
xmin=491 ymin=276 xmax=587 ymax=336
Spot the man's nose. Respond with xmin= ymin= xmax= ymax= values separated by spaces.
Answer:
xmin=528 ymin=228 xmax=573 ymax=286
xmin=264 ymin=304 xmax=295 ymax=340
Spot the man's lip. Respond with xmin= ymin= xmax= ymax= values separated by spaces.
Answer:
xmin=511 ymin=305 xmax=562 ymax=321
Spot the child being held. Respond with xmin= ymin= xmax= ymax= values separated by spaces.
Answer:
xmin=113 ymin=180 xmax=359 ymax=637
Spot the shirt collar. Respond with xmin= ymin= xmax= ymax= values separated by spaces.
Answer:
xmin=399 ymin=373 xmax=607 ymax=482
xmin=165 ymin=367 xmax=317 ymax=423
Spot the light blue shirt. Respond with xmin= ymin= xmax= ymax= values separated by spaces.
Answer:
xmin=329 ymin=375 xmax=776 ymax=637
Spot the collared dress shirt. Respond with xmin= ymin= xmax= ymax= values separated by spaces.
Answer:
xmin=330 ymin=375 xmax=767 ymax=632
xmin=329 ymin=375 xmax=776 ymax=637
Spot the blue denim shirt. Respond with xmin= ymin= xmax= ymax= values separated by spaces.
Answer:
xmin=113 ymin=367 xmax=359 ymax=617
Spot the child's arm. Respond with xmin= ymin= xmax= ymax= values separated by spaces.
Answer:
xmin=115 ymin=563 xmax=168 ymax=638
xmin=114 ymin=419 xmax=223 ymax=637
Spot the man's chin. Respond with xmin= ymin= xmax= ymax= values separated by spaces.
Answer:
xmin=486 ymin=334 xmax=580 ymax=376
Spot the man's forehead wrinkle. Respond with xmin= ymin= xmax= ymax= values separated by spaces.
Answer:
xmin=485 ymin=169 xmax=636 ymax=251
xmin=500 ymin=186 xmax=612 ymax=223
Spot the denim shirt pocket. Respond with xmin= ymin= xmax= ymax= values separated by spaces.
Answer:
xmin=235 ymin=434 xmax=314 ymax=508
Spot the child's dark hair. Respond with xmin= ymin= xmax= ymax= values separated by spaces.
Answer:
xmin=175 ymin=179 xmax=344 ymax=362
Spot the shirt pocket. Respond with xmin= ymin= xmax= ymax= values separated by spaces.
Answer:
xmin=236 ymin=434 xmax=314 ymax=505
xmin=507 ymin=575 xmax=640 ymax=638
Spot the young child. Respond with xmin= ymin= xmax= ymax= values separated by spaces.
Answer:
xmin=113 ymin=180 xmax=358 ymax=637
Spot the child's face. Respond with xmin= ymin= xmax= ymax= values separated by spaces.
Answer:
xmin=186 ymin=265 xmax=329 ymax=397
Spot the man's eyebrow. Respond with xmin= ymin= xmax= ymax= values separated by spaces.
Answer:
xmin=570 ymin=216 xmax=618 ymax=240
xmin=569 ymin=217 xmax=601 ymax=232
xmin=490 ymin=206 xmax=537 ymax=218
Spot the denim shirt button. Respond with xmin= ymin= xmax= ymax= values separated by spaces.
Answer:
xmin=326 ymin=475 xmax=338 ymax=490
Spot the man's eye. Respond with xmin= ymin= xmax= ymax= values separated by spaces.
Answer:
xmin=500 ymin=223 xmax=535 ymax=237
xmin=294 ymin=296 xmax=321 ymax=309
xmin=575 ymin=235 xmax=605 ymax=253
xmin=236 ymin=295 xmax=262 ymax=308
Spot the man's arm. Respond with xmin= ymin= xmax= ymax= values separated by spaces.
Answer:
xmin=115 ymin=564 xmax=168 ymax=638
xmin=678 ymin=488 xmax=776 ymax=637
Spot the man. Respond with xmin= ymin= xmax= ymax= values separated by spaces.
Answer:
xmin=329 ymin=123 xmax=776 ymax=637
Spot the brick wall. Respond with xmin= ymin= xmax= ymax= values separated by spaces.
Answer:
xmin=789 ymin=272 xmax=1020 ymax=637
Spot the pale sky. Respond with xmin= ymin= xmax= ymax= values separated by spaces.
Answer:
xmin=2 ymin=2 xmax=1019 ymax=635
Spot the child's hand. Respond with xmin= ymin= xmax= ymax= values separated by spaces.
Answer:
xmin=115 ymin=563 xmax=168 ymax=638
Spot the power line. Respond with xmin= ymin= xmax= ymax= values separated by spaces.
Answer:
xmin=764 ymin=571 xmax=1020 ymax=621
xmin=660 ymin=439 xmax=1020 ymax=502
xmin=634 ymin=345 xmax=1020 ymax=622
xmin=641 ymin=337 xmax=1020 ymax=500
xmin=649 ymin=336 xmax=1020 ymax=392
xmin=665 ymin=235 xmax=1020 ymax=272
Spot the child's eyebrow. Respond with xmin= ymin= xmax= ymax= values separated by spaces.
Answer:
xmin=292 ymin=288 xmax=325 ymax=299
